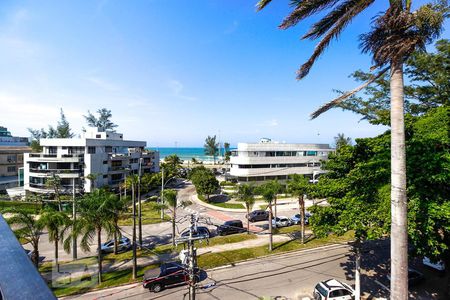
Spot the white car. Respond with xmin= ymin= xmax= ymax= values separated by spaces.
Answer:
xmin=290 ymin=212 xmax=312 ymax=225
xmin=99 ymin=237 xmax=131 ymax=253
xmin=423 ymin=257 xmax=445 ymax=271
xmin=313 ymin=279 xmax=354 ymax=300
xmin=272 ymin=216 xmax=292 ymax=228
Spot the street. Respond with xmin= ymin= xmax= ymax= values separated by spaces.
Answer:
xmin=63 ymin=243 xmax=353 ymax=300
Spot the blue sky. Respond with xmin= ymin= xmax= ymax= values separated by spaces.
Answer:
xmin=1 ymin=0 xmax=448 ymax=147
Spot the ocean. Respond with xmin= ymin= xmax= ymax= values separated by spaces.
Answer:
xmin=146 ymin=147 xmax=225 ymax=163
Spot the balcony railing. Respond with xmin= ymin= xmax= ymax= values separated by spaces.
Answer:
xmin=28 ymin=153 xmax=84 ymax=158
xmin=29 ymin=168 xmax=82 ymax=174
xmin=0 ymin=215 xmax=56 ymax=299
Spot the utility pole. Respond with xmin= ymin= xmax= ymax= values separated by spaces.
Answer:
xmin=72 ymin=178 xmax=77 ymax=260
xmin=161 ymin=167 xmax=164 ymax=219
xmin=131 ymin=182 xmax=137 ymax=279
xmin=188 ymin=214 xmax=196 ymax=300
xmin=138 ymin=156 xmax=143 ymax=249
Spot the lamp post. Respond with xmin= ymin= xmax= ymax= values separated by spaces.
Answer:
xmin=138 ymin=157 xmax=143 ymax=249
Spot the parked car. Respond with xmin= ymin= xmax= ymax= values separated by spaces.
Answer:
xmin=272 ymin=216 xmax=292 ymax=228
xmin=246 ymin=210 xmax=269 ymax=222
xmin=423 ymin=257 xmax=445 ymax=271
xmin=290 ymin=212 xmax=312 ymax=225
xmin=99 ymin=237 xmax=131 ymax=253
xmin=387 ymin=268 xmax=424 ymax=286
xmin=180 ymin=226 xmax=211 ymax=239
xmin=217 ymin=220 xmax=246 ymax=236
xmin=313 ymin=279 xmax=354 ymax=300
xmin=143 ymin=262 xmax=201 ymax=292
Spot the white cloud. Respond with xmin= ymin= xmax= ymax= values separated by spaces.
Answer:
xmin=167 ymin=79 xmax=197 ymax=101
xmin=86 ymin=76 xmax=120 ymax=91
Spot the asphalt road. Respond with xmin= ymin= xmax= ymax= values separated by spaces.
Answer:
xmin=63 ymin=243 xmax=352 ymax=300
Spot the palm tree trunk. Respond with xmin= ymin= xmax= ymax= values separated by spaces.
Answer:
xmin=55 ymin=237 xmax=59 ymax=273
xmin=172 ymin=209 xmax=176 ymax=247
xmin=113 ymin=230 xmax=118 ymax=255
xmin=97 ymin=228 xmax=102 ymax=284
xmin=274 ymin=197 xmax=277 ymax=229
xmin=268 ymin=202 xmax=273 ymax=251
xmin=389 ymin=58 xmax=408 ymax=300
xmin=246 ymin=206 xmax=250 ymax=234
xmin=299 ymin=195 xmax=305 ymax=244
xmin=33 ymin=245 xmax=39 ymax=268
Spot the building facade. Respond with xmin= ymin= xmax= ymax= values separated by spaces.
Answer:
xmin=229 ymin=139 xmax=334 ymax=183
xmin=24 ymin=128 xmax=159 ymax=195
xmin=0 ymin=126 xmax=30 ymax=191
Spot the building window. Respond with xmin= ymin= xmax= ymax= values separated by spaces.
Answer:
xmin=306 ymin=151 xmax=317 ymax=156
xmin=103 ymin=160 xmax=108 ymax=164
xmin=48 ymin=146 xmax=57 ymax=154
xmin=7 ymin=155 xmax=16 ymax=162
xmin=105 ymin=146 xmax=112 ymax=153
xmin=88 ymin=147 xmax=96 ymax=154
xmin=7 ymin=166 xmax=16 ymax=172
xmin=96 ymin=134 xmax=101 ymax=138
xmin=103 ymin=174 xmax=108 ymax=178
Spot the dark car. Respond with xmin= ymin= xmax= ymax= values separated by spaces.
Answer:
xmin=180 ymin=226 xmax=211 ymax=239
xmin=143 ymin=262 xmax=200 ymax=292
xmin=246 ymin=210 xmax=269 ymax=222
xmin=217 ymin=220 xmax=245 ymax=236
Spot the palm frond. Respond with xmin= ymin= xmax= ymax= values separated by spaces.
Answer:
xmin=303 ymin=0 xmax=375 ymax=39
xmin=310 ymin=66 xmax=389 ymax=119
xmin=256 ymin=0 xmax=273 ymax=11
xmin=298 ymin=0 xmax=375 ymax=79
xmin=280 ymin=0 xmax=339 ymax=29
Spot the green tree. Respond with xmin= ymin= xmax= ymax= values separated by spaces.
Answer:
xmin=190 ymin=167 xmax=219 ymax=202
xmin=334 ymin=133 xmax=352 ymax=150
xmin=65 ymin=189 xmax=116 ymax=284
xmin=46 ymin=173 xmax=62 ymax=211
xmin=258 ymin=180 xmax=281 ymax=251
xmin=84 ymin=108 xmax=118 ymax=131
xmin=162 ymin=189 xmax=178 ymax=247
xmin=204 ymin=135 xmax=219 ymax=165
xmin=224 ymin=142 xmax=231 ymax=162
xmin=40 ymin=208 xmax=71 ymax=272
xmin=257 ymin=1 xmax=446 ymax=296
xmin=109 ymin=195 xmax=129 ymax=255
xmin=236 ymin=184 xmax=255 ymax=234
xmin=161 ymin=154 xmax=183 ymax=179
xmin=337 ymin=39 xmax=450 ymax=125
xmin=287 ymin=174 xmax=310 ymax=244
xmin=7 ymin=209 xmax=44 ymax=268
xmin=28 ymin=109 xmax=75 ymax=151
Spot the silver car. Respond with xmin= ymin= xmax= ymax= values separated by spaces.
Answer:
xmin=99 ymin=237 xmax=131 ymax=253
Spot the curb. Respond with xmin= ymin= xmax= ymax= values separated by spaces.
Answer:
xmin=190 ymin=194 xmax=248 ymax=213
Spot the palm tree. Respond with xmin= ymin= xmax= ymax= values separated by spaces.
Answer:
xmin=236 ymin=184 xmax=255 ymax=234
xmin=46 ymin=173 xmax=62 ymax=211
xmin=7 ymin=209 xmax=44 ymax=268
xmin=162 ymin=189 xmax=178 ymax=247
xmin=258 ymin=180 xmax=280 ymax=251
xmin=109 ymin=195 xmax=129 ymax=255
xmin=204 ymin=135 xmax=219 ymax=164
xmin=256 ymin=1 xmax=445 ymax=297
xmin=40 ymin=208 xmax=71 ymax=272
xmin=287 ymin=175 xmax=309 ymax=244
xmin=334 ymin=133 xmax=352 ymax=150
xmin=65 ymin=189 xmax=116 ymax=284
xmin=85 ymin=173 xmax=97 ymax=192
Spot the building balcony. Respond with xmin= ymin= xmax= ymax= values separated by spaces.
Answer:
xmin=29 ymin=168 xmax=82 ymax=175
xmin=229 ymin=166 xmax=319 ymax=177
xmin=27 ymin=153 xmax=84 ymax=163
xmin=27 ymin=183 xmax=82 ymax=193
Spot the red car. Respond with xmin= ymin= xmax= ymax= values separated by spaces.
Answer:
xmin=143 ymin=262 xmax=200 ymax=292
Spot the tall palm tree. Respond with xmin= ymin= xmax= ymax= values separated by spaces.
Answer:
xmin=109 ymin=195 xmax=129 ymax=255
xmin=46 ymin=173 xmax=62 ymax=211
xmin=236 ymin=184 xmax=255 ymax=234
xmin=287 ymin=174 xmax=309 ymax=244
xmin=40 ymin=208 xmax=71 ymax=272
xmin=7 ymin=209 xmax=44 ymax=268
xmin=334 ymin=133 xmax=352 ymax=150
xmin=85 ymin=173 xmax=97 ymax=192
xmin=257 ymin=1 xmax=445 ymax=297
xmin=162 ymin=189 xmax=178 ymax=247
xmin=258 ymin=180 xmax=281 ymax=251
xmin=64 ymin=189 xmax=116 ymax=284
xmin=204 ymin=135 xmax=219 ymax=164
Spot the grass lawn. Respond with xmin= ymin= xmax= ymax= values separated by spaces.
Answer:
xmin=197 ymin=231 xmax=354 ymax=269
xmin=44 ymin=231 xmax=352 ymax=297
xmin=209 ymin=202 xmax=244 ymax=209
xmin=118 ymin=201 xmax=171 ymax=226
xmin=0 ymin=200 xmax=43 ymax=214
xmin=274 ymin=225 xmax=310 ymax=235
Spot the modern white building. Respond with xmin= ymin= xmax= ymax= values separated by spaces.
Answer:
xmin=24 ymin=128 xmax=159 ymax=195
xmin=229 ymin=139 xmax=334 ymax=183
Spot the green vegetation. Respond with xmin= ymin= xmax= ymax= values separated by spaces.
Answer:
xmin=204 ymin=135 xmax=219 ymax=164
xmin=197 ymin=231 xmax=354 ymax=269
xmin=0 ymin=201 xmax=43 ymax=214
xmin=207 ymin=202 xmax=244 ymax=209
xmin=189 ymin=166 xmax=219 ymax=201
xmin=118 ymin=201 xmax=170 ymax=226
xmin=84 ymin=108 xmax=118 ymax=131
xmin=220 ymin=181 xmax=236 ymax=187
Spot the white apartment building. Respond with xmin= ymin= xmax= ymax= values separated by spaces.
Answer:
xmin=24 ymin=128 xmax=159 ymax=195
xmin=229 ymin=139 xmax=334 ymax=183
